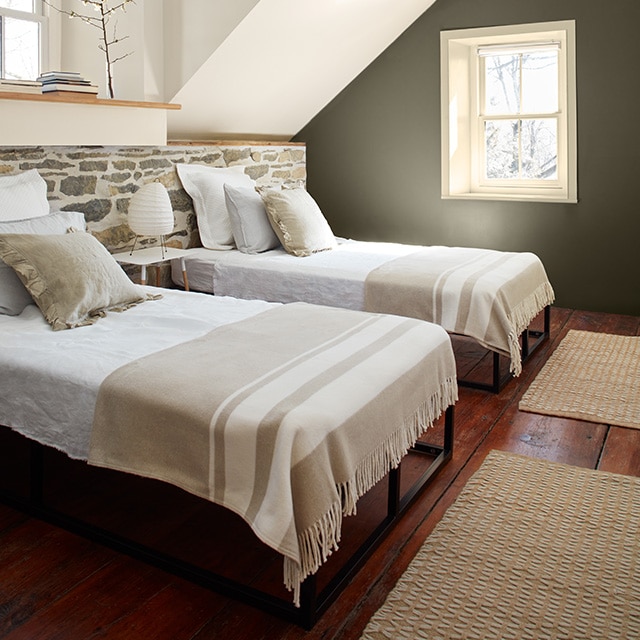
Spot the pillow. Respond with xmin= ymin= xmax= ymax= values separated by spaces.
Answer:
xmin=177 ymin=163 xmax=254 ymax=250
xmin=0 ymin=169 xmax=49 ymax=222
xmin=0 ymin=231 xmax=149 ymax=330
xmin=0 ymin=210 xmax=86 ymax=316
xmin=223 ymin=184 xmax=280 ymax=254
xmin=260 ymin=188 xmax=337 ymax=257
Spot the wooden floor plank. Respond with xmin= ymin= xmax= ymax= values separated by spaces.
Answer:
xmin=0 ymin=306 xmax=638 ymax=640
xmin=598 ymin=426 xmax=640 ymax=476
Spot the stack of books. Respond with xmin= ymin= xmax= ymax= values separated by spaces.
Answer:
xmin=37 ymin=71 xmax=99 ymax=96
xmin=0 ymin=78 xmax=43 ymax=94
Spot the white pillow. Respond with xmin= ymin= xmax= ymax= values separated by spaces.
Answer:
xmin=0 ymin=169 xmax=50 ymax=222
xmin=177 ymin=164 xmax=254 ymax=250
xmin=260 ymin=188 xmax=337 ymax=257
xmin=224 ymin=184 xmax=280 ymax=254
xmin=0 ymin=210 xmax=86 ymax=315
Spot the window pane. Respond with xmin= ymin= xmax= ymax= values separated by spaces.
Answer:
xmin=485 ymin=119 xmax=519 ymax=179
xmin=521 ymin=51 xmax=558 ymax=114
xmin=521 ymin=118 xmax=557 ymax=179
xmin=4 ymin=16 xmax=39 ymax=79
xmin=484 ymin=54 xmax=520 ymax=115
xmin=0 ymin=0 xmax=34 ymax=11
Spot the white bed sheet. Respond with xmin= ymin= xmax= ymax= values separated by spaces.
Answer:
xmin=171 ymin=239 xmax=420 ymax=309
xmin=0 ymin=288 xmax=273 ymax=460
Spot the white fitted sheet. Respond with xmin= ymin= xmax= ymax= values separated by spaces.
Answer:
xmin=0 ymin=288 xmax=273 ymax=459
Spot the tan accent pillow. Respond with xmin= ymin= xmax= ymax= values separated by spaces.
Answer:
xmin=0 ymin=231 xmax=152 ymax=330
xmin=260 ymin=188 xmax=337 ymax=257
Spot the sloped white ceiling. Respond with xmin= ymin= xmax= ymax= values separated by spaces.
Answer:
xmin=167 ymin=0 xmax=436 ymax=141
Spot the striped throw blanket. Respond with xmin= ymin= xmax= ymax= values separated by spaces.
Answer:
xmin=88 ymin=303 xmax=457 ymax=604
xmin=364 ymin=247 xmax=555 ymax=375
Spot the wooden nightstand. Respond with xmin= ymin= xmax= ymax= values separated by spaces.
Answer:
xmin=114 ymin=247 xmax=190 ymax=291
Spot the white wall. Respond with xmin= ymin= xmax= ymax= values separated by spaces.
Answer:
xmin=162 ymin=0 xmax=259 ymax=100
xmin=45 ymin=0 xmax=436 ymax=140
xmin=49 ymin=0 xmax=257 ymax=101
xmin=53 ymin=0 xmax=145 ymax=99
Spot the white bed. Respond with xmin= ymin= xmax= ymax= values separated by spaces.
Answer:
xmin=171 ymin=239 xmax=554 ymax=382
xmin=0 ymin=235 xmax=457 ymax=624
xmin=0 ymin=171 xmax=459 ymax=626
xmin=169 ymin=174 xmax=554 ymax=392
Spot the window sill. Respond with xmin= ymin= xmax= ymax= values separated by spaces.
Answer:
xmin=442 ymin=193 xmax=578 ymax=204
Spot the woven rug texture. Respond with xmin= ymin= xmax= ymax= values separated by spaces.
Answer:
xmin=360 ymin=450 xmax=640 ymax=640
xmin=519 ymin=330 xmax=640 ymax=429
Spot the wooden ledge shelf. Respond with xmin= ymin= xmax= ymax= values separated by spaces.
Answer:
xmin=0 ymin=91 xmax=180 ymax=110
xmin=0 ymin=93 xmax=180 ymax=145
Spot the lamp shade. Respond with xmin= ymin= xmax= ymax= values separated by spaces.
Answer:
xmin=128 ymin=182 xmax=174 ymax=236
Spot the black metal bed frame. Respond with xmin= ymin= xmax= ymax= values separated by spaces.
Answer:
xmin=0 ymin=405 xmax=454 ymax=630
xmin=458 ymin=305 xmax=551 ymax=393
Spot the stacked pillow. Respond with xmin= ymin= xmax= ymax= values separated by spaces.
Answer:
xmin=1 ymin=169 xmax=56 ymax=316
xmin=259 ymin=187 xmax=337 ymax=257
xmin=0 ymin=170 xmax=151 ymax=329
xmin=0 ymin=209 xmax=87 ymax=315
xmin=0 ymin=168 xmax=49 ymax=222
xmin=0 ymin=229 xmax=150 ymax=330
xmin=177 ymin=163 xmax=337 ymax=257
xmin=223 ymin=184 xmax=280 ymax=254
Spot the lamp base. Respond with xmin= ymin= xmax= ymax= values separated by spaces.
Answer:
xmin=129 ymin=235 xmax=168 ymax=259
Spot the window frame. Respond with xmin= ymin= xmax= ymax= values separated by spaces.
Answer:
xmin=0 ymin=0 xmax=48 ymax=80
xmin=441 ymin=21 xmax=577 ymax=203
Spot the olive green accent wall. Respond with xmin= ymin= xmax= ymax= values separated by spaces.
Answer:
xmin=295 ymin=0 xmax=640 ymax=316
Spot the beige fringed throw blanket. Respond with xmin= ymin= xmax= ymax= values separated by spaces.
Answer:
xmin=364 ymin=247 xmax=555 ymax=375
xmin=89 ymin=303 xmax=457 ymax=604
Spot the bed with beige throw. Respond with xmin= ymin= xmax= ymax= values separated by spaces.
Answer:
xmin=173 ymin=242 xmax=553 ymax=378
xmin=0 ymin=191 xmax=457 ymax=620
xmin=174 ymin=166 xmax=555 ymax=380
xmin=89 ymin=301 xmax=457 ymax=604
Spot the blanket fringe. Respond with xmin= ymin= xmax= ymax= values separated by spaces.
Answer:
xmin=284 ymin=375 xmax=458 ymax=606
xmin=507 ymin=281 xmax=555 ymax=376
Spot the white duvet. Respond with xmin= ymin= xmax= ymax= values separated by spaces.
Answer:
xmin=0 ymin=288 xmax=273 ymax=459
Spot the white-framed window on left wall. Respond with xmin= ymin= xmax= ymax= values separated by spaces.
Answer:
xmin=0 ymin=0 xmax=47 ymax=80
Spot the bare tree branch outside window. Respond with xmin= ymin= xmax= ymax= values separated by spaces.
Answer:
xmin=42 ymin=0 xmax=135 ymax=98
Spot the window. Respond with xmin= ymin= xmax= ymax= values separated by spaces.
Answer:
xmin=0 ymin=0 xmax=46 ymax=80
xmin=441 ymin=21 xmax=577 ymax=203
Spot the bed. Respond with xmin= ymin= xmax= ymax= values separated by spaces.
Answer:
xmin=171 ymin=172 xmax=555 ymax=393
xmin=0 ymin=203 xmax=457 ymax=626
xmin=171 ymin=241 xmax=553 ymax=391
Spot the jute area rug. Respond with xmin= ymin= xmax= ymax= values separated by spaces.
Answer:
xmin=519 ymin=330 xmax=640 ymax=429
xmin=360 ymin=450 xmax=640 ymax=640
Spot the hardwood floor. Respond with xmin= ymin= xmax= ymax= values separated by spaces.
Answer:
xmin=1 ymin=307 xmax=638 ymax=640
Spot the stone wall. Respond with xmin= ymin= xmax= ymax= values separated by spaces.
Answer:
xmin=0 ymin=144 xmax=306 ymax=253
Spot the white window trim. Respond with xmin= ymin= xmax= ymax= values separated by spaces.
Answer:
xmin=0 ymin=0 xmax=48 ymax=79
xmin=441 ymin=21 xmax=577 ymax=203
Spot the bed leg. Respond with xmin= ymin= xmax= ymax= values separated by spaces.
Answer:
xmin=387 ymin=466 xmax=401 ymax=517
xmin=444 ymin=405 xmax=454 ymax=455
xmin=29 ymin=441 xmax=44 ymax=505
xmin=299 ymin=574 xmax=318 ymax=630
xmin=521 ymin=327 xmax=530 ymax=359
xmin=544 ymin=304 xmax=551 ymax=334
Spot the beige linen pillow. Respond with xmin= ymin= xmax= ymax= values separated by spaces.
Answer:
xmin=0 ymin=231 xmax=151 ymax=330
xmin=0 ymin=210 xmax=86 ymax=316
xmin=260 ymin=188 xmax=336 ymax=257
